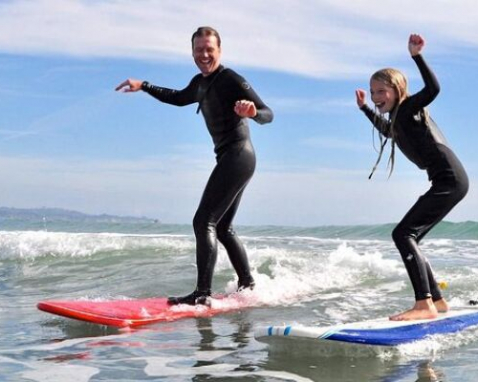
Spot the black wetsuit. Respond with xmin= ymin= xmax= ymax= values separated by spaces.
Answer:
xmin=141 ymin=65 xmax=273 ymax=303
xmin=360 ymin=54 xmax=469 ymax=302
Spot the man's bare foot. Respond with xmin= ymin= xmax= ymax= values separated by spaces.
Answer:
xmin=434 ymin=298 xmax=449 ymax=313
xmin=390 ymin=299 xmax=438 ymax=321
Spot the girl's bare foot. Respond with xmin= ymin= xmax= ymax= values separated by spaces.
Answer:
xmin=390 ymin=299 xmax=438 ymax=321
xmin=434 ymin=298 xmax=449 ymax=313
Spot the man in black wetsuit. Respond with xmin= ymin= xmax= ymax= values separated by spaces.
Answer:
xmin=116 ymin=26 xmax=273 ymax=305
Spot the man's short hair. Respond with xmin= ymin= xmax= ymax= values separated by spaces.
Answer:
xmin=191 ymin=26 xmax=221 ymax=48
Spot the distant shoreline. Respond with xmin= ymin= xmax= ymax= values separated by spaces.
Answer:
xmin=0 ymin=206 xmax=158 ymax=224
xmin=0 ymin=206 xmax=475 ymax=228
xmin=0 ymin=207 xmax=476 ymax=240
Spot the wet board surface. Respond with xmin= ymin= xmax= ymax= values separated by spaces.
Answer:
xmin=254 ymin=308 xmax=478 ymax=347
xmin=38 ymin=294 xmax=250 ymax=328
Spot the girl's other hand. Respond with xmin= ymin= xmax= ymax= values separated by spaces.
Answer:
xmin=355 ymin=89 xmax=367 ymax=108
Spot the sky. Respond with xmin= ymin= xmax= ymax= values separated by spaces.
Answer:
xmin=0 ymin=0 xmax=477 ymax=226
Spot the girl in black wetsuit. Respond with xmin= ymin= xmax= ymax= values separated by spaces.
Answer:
xmin=355 ymin=34 xmax=468 ymax=321
xmin=116 ymin=27 xmax=273 ymax=305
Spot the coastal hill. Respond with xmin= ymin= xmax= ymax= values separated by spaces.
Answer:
xmin=0 ymin=207 xmax=157 ymax=224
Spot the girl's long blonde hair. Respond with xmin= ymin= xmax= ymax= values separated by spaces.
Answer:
xmin=369 ymin=68 xmax=409 ymax=179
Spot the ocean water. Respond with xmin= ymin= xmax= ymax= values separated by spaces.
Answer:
xmin=1 ymin=220 xmax=478 ymax=382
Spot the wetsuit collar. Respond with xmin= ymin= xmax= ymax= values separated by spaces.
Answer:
xmin=204 ymin=65 xmax=224 ymax=78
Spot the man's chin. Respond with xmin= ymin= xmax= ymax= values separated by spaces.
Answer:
xmin=201 ymin=69 xmax=214 ymax=76
xmin=197 ymin=64 xmax=220 ymax=76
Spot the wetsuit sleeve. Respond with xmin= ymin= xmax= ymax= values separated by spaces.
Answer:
xmin=141 ymin=77 xmax=199 ymax=106
xmin=250 ymin=93 xmax=274 ymax=125
xmin=405 ymin=54 xmax=440 ymax=113
xmin=360 ymin=105 xmax=392 ymax=137
xmin=228 ymin=71 xmax=273 ymax=125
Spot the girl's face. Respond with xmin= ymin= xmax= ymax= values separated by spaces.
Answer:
xmin=370 ymin=79 xmax=398 ymax=114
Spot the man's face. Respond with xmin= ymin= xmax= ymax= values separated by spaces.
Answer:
xmin=192 ymin=35 xmax=221 ymax=76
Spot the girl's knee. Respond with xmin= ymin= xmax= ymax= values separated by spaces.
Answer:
xmin=456 ymin=176 xmax=469 ymax=201
xmin=391 ymin=225 xmax=406 ymax=245
xmin=446 ymin=172 xmax=469 ymax=202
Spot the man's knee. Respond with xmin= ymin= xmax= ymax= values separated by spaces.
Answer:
xmin=193 ymin=212 xmax=212 ymax=234
xmin=216 ymin=225 xmax=235 ymax=243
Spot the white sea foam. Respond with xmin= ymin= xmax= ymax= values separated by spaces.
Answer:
xmin=0 ymin=230 xmax=194 ymax=259
xmin=216 ymin=241 xmax=405 ymax=313
xmin=387 ymin=326 xmax=478 ymax=361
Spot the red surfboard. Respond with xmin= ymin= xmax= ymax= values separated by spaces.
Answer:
xmin=37 ymin=294 xmax=251 ymax=328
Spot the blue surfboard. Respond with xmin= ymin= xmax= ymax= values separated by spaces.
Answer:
xmin=254 ymin=308 xmax=478 ymax=347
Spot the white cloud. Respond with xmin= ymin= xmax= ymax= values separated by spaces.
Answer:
xmin=1 ymin=154 xmax=475 ymax=225
xmin=0 ymin=154 xmax=212 ymax=221
xmin=329 ymin=0 xmax=478 ymax=45
xmin=1 ymin=0 xmax=477 ymax=79
xmin=245 ymin=166 xmax=478 ymax=226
